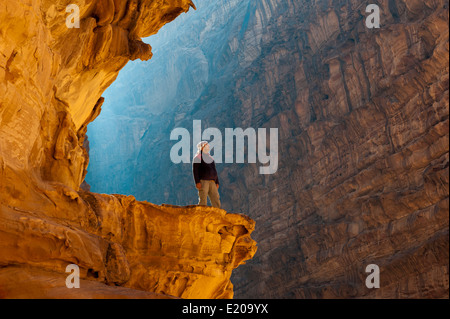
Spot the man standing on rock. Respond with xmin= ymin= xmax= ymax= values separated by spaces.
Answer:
xmin=193 ymin=141 xmax=221 ymax=208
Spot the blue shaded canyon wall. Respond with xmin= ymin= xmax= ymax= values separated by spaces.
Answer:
xmin=87 ymin=0 xmax=449 ymax=298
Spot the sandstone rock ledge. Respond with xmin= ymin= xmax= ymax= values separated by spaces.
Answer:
xmin=0 ymin=0 xmax=256 ymax=299
xmin=0 ymin=189 xmax=256 ymax=299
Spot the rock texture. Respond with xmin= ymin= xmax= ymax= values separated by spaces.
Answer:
xmin=0 ymin=0 xmax=256 ymax=299
xmin=0 ymin=193 xmax=256 ymax=299
xmin=86 ymin=0 xmax=449 ymax=298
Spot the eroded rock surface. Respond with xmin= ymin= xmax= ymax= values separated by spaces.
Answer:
xmin=85 ymin=0 xmax=449 ymax=298
xmin=0 ymin=0 xmax=256 ymax=299
xmin=0 ymin=192 xmax=256 ymax=298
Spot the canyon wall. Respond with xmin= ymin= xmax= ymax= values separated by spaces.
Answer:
xmin=87 ymin=0 xmax=449 ymax=298
xmin=0 ymin=0 xmax=257 ymax=299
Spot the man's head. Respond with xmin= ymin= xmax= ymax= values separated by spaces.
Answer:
xmin=197 ymin=141 xmax=210 ymax=154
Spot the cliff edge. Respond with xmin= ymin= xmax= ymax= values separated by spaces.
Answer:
xmin=0 ymin=0 xmax=256 ymax=299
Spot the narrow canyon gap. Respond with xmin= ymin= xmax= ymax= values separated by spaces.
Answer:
xmin=0 ymin=0 xmax=257 ymax=299
xmin=86 ymin=0 xmax=449 ymax=298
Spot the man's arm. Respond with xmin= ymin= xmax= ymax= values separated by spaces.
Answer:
xmin=193 ymin=161 xmax=201 ymax=185
xmin=213 ymin=162 xmax=219 ymax=186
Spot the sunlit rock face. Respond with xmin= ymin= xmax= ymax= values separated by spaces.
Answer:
xmin=87 ymin=0 xmax=449 ymax=298
xmin=0 ymin=0 xmax=257 ymax=299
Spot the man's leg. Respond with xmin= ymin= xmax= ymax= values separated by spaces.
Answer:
xmin=208 ymin=181 xmax=221 ymax=209
xmin=198 ymin=180 xmax=209 ymax=206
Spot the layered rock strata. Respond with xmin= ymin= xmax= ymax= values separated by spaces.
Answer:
xmin=0 ymin=0 xmax=256 ymax=299
xmin=86 ymin=0 xmax=449 ymax=298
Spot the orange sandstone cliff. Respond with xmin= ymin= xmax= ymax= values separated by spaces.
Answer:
xmin=0 ymin=0 xmax=257 ymax=299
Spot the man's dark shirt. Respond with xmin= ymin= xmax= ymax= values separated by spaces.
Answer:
xmin=193 ymin=152 xmax=220 ymax=185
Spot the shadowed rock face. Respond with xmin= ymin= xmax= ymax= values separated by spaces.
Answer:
xmin=0 ymin=0 xmax=256 ymax=299
xmin=87 ymin=0 xmax=449 ymax=298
